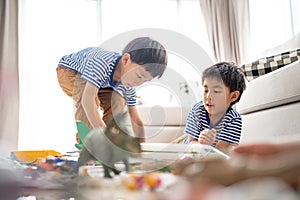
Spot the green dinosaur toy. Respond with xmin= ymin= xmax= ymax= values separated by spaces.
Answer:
xmin=75 ymin=113 xmax=141 ymax=178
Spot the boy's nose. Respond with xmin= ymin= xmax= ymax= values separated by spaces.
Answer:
xmin=205 ymin=92 xmax=211 ymax=98
xmin=205 ymin=92 xmax=213 ymax=100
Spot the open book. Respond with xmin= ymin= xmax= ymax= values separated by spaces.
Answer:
xmin=140 ymin=143 xmax=230 ymax=160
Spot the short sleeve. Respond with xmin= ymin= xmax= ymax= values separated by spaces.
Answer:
xmin=218 ymin=116 xmax=242 ymax=144
xmin=114 ymin=85 xmax=137 ymax=106
xmin=122 ymin=88 xmax=137 ymax=106
xmin=81 ymin=58 xmax=110 ymax=88
xmin=184 ymin=105 xmax=201 ymax=140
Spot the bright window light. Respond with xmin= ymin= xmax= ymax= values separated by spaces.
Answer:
xmin=18 ymin=0 xmax=209 ymax=152
xmin=248 ymin=0 xmax=294 ymax=60
xmin=18 ymin=0 xmax=99 ymax=152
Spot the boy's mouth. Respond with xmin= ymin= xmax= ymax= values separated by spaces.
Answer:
xmin=206 ymin=103 xmax=214 ymax=107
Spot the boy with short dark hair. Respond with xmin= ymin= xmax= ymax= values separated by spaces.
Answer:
xmin=56 ymin=37 xmax=168 ymax=143
xmin=183 ymin=62 xmax=246 ymax=151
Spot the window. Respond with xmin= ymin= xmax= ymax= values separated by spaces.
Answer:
xmin=19 ymin=0 xmax=100 ymax=152
xmin=248 ymin=0 xmax=299 ymax=60
xmin=291 ymin=0 xmax=300 ymax=34
xmin=100 ymin=0 xmax=211 ymax=107
xmin=18 ymin=0 xmax=210 ymax=152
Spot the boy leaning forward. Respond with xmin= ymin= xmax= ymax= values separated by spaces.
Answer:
xmin=56 ymin=37 xmax=168 ymax=143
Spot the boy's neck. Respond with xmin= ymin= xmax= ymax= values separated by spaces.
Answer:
xmin=113 ymin=60 xmax=122 ymax=84
xmin=208 ymin=111 xmax=226 ymax=127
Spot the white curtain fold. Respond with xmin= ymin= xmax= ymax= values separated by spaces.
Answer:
xmin=0 ymin=0 xmax=19 ymax=157
xmin=199 ymin=0 xmax=249 ymax=65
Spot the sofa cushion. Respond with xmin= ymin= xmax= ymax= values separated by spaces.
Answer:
xmin=262 ymin=32 xmax=300 ymax=57
xmin=240 ymin=49 xmax=300 ymax=81
xmin=239 ymin=101 xmax=300 ymax=144
xmin=136 ymin=105 xmax=190 ymax=126
xmin=236 ymin=60 xmax=300 ymax=114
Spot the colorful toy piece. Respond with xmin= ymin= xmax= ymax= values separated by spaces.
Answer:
xmin=144 ymin=173 xmax=162 ymax=190
xmin=124 ymin=172 xmax=162 ymax=191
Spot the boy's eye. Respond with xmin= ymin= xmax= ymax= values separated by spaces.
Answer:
xmin=214 ymin=90 xmax=221 ymax=93
xmin=136 ymin=74 xmax=142 ymax=79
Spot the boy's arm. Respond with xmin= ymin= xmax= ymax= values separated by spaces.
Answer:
xmin=188 ymin=136 xmax=198 ymax=143
xmin=82 ymin=82 xmax=106 ymax=128
xmin=128 ymin=105 xmax=145 ymax=143
xmin=214 ymin=117 xmax=242 ymax=153
xmin=215 ymin=141 xmax=234 ymax=153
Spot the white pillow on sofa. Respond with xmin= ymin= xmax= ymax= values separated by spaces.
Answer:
xmin=262 ymin=32 xmax=300 ymax=57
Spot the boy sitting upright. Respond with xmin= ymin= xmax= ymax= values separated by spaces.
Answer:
xmin=183 ymin=62 xmax=246 ymax=152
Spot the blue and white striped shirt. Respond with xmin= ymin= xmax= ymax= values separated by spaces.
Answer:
xmin=58 ymin=47 xmax=137 ymax=105
xmin=184 ymin=101 xmax=242 ymax=146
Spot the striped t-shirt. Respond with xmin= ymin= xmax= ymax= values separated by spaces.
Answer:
xmin=58 ymin=47 xmax=137 ymax=105
xmin=184 ymin=101 xmax=242 ymax=146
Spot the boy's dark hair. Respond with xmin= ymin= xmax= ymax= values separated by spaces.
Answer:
xmin=202 ymin=62 xmax=246 ymax=106
xmin=122 ymin=37 xmax=167 ymax=79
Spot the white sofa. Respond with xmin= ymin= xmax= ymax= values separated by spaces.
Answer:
xmin=236 ymin=60 xmax=300 ymax=143
xmin=134 ymin=105 xmax=189 ymax=143
xmin=236 ymin=33 xmax=300 ymax=144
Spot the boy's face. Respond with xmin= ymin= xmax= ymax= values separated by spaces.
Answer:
xmin=121 ymin=55 xmax=154 ymax=88
xmin=202 ymin=77 xmax=239 ymax=118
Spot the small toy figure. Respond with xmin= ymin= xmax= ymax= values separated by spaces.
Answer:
xmin=75 ymin=113 xmax=142 ymax=178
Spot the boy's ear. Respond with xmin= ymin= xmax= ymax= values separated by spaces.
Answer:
xmin=122 ymin=53 xmax=131 ymax=64
xmin=230 ymin=91 xmax=240 ymax=103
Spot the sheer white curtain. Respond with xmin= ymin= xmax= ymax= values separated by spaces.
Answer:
xmin=291 ymin=0 xmax=300 ymax=35
xmin=0 ymin=0 xmax=19 ymax=157
xmin=199 ymin=0 xmax=299 ymax=64
xmin=199 ymin=0 xmax=249 ymax=65
xmin=18 ymin=0 xmax=99 ymax=153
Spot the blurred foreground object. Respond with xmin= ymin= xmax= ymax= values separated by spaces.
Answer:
xmin=75 ymin=113 xmax=142 ymax=178
xmin=174 ymin=141 xmax=300 ymax=188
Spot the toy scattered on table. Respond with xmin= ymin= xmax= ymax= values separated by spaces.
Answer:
xmin=23 ymin=156 xmax=77 ymax=179
xmin=10 ymin=150 xmax=63 ymax=165
xmin=75 ymin=113 xmax=142 ymax=178
xmin=38 ymin=156 xmax=76 ymax=174
xmin=10 ymin=150 xmax=77 ymax=180
xmin=123 ymin=172 xmax=162 ymax=191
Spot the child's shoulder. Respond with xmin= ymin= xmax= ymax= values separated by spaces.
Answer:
xmin=226 ymin=107 xmax=241 ymax=119
xmin=192 ymin=101 xmax=205 ymax=109
xmin=80 ymin=47 xmax=117 ymax=54
xmin=189 ymin=101 xmax=206 ymax=115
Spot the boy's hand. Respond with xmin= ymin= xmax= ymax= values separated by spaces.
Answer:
xmin=198 ymin=129 xmax=216 ymax=145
